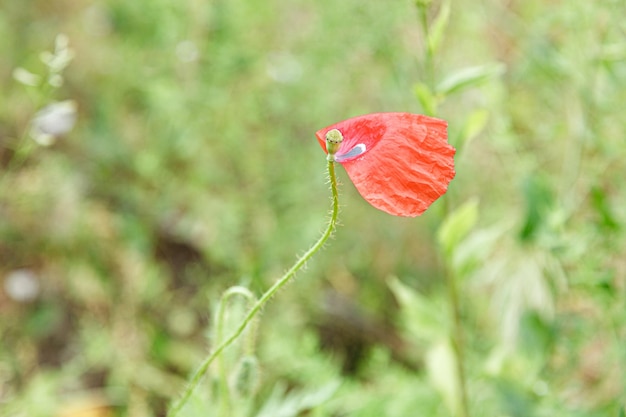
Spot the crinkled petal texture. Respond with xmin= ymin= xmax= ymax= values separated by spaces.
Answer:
xmin=316 ymin=112 xmax=456 ymax=217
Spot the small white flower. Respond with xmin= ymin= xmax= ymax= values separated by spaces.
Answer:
xmin=4 ymin=269 xmax=40 ymax=302
xmin=40 ymin=34 xmax=75 ymax=74
xmin=30 ymin=100 xmax=78 ymax=146
xmin=13 ymin=67 xmax=41 ymax=86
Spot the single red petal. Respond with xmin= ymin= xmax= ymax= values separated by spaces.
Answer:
xmin=315 ymin=112 xmax=455 ymax=217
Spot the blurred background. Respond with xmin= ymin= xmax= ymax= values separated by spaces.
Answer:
xmin=1 ymin=0 xmax=625 ymax=416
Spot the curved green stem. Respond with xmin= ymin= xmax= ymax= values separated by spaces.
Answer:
xmin=215 ymin=287 xmax=257 ymax=417
xmin=168 ymin=160 xmax=340 ymax=417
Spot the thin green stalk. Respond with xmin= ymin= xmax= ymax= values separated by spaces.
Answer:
xmin=168 ymin=160 xmax=340 ymax=417
xmin=215 ymin=287 xmax=256 ymax=417
xmin=416 ymin=2 xmax=467 ymax=414
xmin=444 ymin=268 xmax=470 ymax=417
xmin=417 ymin=3 xmax=436 ymax=90
xmin=0 ymin=129 xmax=35 ymax=195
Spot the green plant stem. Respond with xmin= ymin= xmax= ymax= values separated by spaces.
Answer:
xmin=417 ymin=3 xmax=436 ymax=91
xmin=168 ymin=160 xmax=340 ymax=417
xmin=215 ymin=287 xmax=256 ymax=417
xmin=0 ymin=134 xmax=34 ymax=193
xmin=0 ymin=79 xmax=55 ymax=190
xmin=444 ymin=269 xmax=470 ymax=417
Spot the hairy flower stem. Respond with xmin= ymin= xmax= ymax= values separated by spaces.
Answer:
xmin=215 ymin=287 xmax=257 ymax=417
xmin=168 ymin=160 xmax=340 ymax=417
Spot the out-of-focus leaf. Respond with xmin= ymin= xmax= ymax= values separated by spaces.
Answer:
xmin=436 ymin=63 xmax=505 ymax=97
xmin=590 ymin=185 xmax=620 ymax=231
xmin=413 ymin=82 xmax=438 ymax=116
xmin=494 ymin=377 xmax=536 ymax=417
xmin=388 ymin=277 xmax=448 ymax=341
xmin=598 ymin=43 xmax=626 ymax=64
xmin=437 ymin=198 xmax=479 ymax=257
xmin=426 ymin=339 xmax=461 ymax=416
xmin=454 ymin=109 xmax=489 ymax=152
xmin=255 ymin=380 xmax=340 ymax=417
xmin=451 ymin=224 xmax=504 ymax=277
xmin=519 ymin=175 xmax=554 ymax=242
xmin=427 ymin=0 xmax=451 ymax=54
xmin=477 ymin=241 xmax=558 ymax=347
xmin=519 ymin=311 xmax=554 ymax=367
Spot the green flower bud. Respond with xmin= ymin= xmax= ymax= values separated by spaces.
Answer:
xmin=325 ymin=129 xmax=344 ymax=162
xmin=231 ymin=355 xmax=260 ymax=398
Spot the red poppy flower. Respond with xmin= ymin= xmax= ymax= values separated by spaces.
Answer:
xmin=316 ymin=112 xmax=456 ymax=217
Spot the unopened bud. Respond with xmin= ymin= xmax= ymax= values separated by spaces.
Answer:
xmin=325 ymin=129 xmax=343 ymax=162
xmin=231 ymin=355 xmax=260 ymax=398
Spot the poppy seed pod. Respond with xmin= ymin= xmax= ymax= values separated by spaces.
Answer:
xmin=325 ymin=128 xmax=344 ymax=161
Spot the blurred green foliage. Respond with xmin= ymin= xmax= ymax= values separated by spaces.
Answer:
xmin=1 ymin=0 xmax=625 ymax=416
